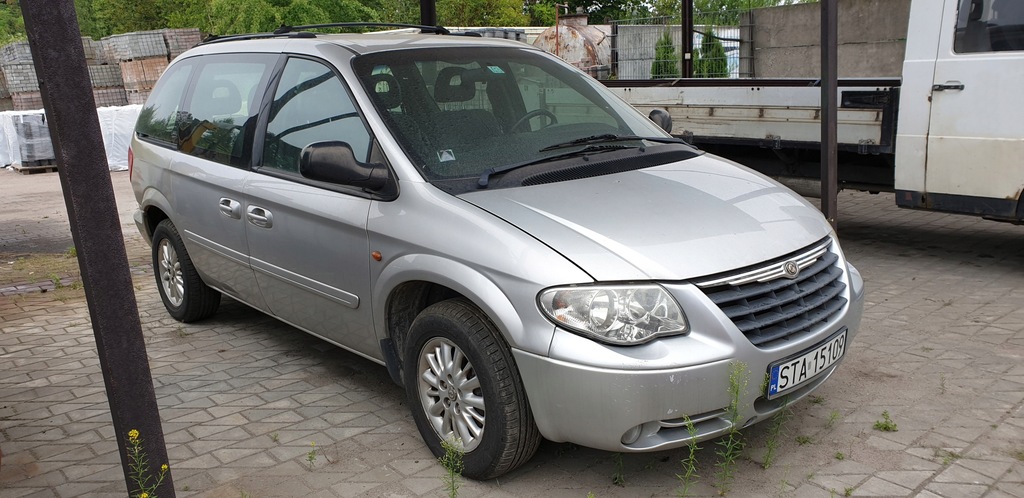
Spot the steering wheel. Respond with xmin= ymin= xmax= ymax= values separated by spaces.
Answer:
xmin=512 ymin=109 xmax=558 ymax=132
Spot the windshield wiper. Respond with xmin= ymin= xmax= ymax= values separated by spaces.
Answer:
xmin=477 ymin=144 xmax=630 ymax=188
xmin=539 ymin=134 xmax=687 ymax=152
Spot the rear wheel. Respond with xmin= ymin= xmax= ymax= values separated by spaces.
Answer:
xmin=403 ymin=298 xmax=540 ymax=479
xmin=152 ymin=220 xmax=220 ymax=322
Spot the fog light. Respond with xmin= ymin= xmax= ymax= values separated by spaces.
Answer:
xmin=620 ymin=424 xmax=643 ymax=445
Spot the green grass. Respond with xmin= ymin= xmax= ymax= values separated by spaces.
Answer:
xmin=439 ymin=437 xmax=465 ymax=498
xmin=676 ymin=416 xmax=700 ymax=496
xmin=795 ymin=435 xmax=813 ymax=445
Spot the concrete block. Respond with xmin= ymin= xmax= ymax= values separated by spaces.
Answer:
xmin=93 ymin=87 xmax=128 ymax=107
xmin=11 ymin=91 xmax=44 ymax=111
xmin=88 ymin=64 xmax=124 ymax=89
xmin=161 ymin=28 xmax=202 ymax=60
xmin=1 ymin=64 xmax=39 ymax=93
xmin=102 ymin=31 xmax=169 ymax=62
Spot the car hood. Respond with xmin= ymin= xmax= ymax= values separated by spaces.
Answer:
xmin=458 ymin=154 xmax=833 ymax=281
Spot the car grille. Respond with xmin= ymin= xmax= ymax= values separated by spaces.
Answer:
xmin=694 ymin=238 xmax=847 ymax=348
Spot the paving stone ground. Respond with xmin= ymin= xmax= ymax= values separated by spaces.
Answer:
xmin=1 ymin=168 xmax=1022 ymax=498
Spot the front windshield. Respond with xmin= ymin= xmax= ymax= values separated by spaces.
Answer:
xmin=353 ymin=46 xmax=686 ymax=190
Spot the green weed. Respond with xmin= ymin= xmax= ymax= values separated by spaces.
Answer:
xmin=125 ymin=429 xmax=169 ymax=498
xmin=834 ymin=451 xmax=845 ymax=460
xmin=795 ymin=435 xmax=813 ymax=445
xmin=873 ymin=411 xmax=898 ymax=432
xmin=762 ymin=404 xmax=791 ymax=469
xmin=1013 ymin=448 xmax=1024 ymax=462
xmin=270 ymin=432 xmax=279 ymax=443
xmin=611 ymin=453 xmax=626 ymax=486
xmin=714 ymin=361 xmax=749 ymax=495
xmin=826 ymin=409 xmax=841 ymax=429
xmin=808 ymin=395 xmax=825 ymax=405
xmin=676 ymin=416 xmax=700 ymax=496
xmin=306 ymin=441 xmax=318 ymax=469
xmin=935 ymin=449 xmax=961 ymax=465
xmin=439 ymin=436 xmax=465 ymax=498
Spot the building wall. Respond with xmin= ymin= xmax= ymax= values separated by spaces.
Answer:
xmin=749 ymin=0 xmax=912 ymax=78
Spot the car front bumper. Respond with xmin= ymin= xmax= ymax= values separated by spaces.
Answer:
xmin=514 ymin=263 xmax=865 ymax=452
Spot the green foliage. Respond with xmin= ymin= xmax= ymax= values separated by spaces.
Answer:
xmin=0 ymin=2 xmax=25 ymax=45
xmin=693 ymin=28 xmax=727 ymax=78
xmin=439 ymin=437 xmax=465 ymax=498
xmin=651 ymin=29 xmax=679 ymax=79
xmin=873 ymin=411 xmax=898 ymax=432
xmin=126 ymin=429 xmax=169 ymax=498
xmin=761 ymin=404 xmax=790 ymax=469
xmin=714 ymin=361 xmax=748 ymax=496
xmin=676 ymin=416 xmax=700 ymax=497
xmin=438 ymin=0 xmax=526 ymax=27
xmin=611 ymin=452 xmax=626 ymax=486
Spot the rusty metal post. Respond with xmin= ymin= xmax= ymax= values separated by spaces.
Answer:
xmin=20 ymin=2 xmax=174 ymax=497
xmin=682 ymin=0 xmax=694 ymax=78
xmin=420 ymin=0 xmax=437 ymax=26
xmin=820 ymin=0 xmax=839 ymax=229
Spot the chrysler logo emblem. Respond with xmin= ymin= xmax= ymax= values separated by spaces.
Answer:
xmin=783 ymin=260 xmax=800 ymax=279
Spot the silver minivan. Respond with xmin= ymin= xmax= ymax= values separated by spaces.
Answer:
xmin=130 ymin=27 xmax=864 ymax=479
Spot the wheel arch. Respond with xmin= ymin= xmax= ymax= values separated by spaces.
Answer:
xmin=375 ymin=255 xmax=532 ymax=385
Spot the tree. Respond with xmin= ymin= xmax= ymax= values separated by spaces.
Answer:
xmin=693 ymin=28 xmax=727 ymax=77
xmin=0 ymin=2 xmax=25 ymax=44
xmin=650 ymin=29 xmax=679 ymax=79
xmin=208 ymin=0 xmax=279 ymax=34
xmin=438 ymin=0 xmax=526 ymax=27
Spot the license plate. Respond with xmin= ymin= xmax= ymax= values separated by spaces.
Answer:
xmin=766 ymin=328 xmax=847 ymax=399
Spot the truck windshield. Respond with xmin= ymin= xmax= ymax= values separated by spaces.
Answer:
xmin=353 ymin=46 xmax=688 ymax=191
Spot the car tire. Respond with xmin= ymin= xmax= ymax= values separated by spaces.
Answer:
xmin=404 ymin=298 xmax=541 ymax=480
xmin=152 ymin=219 xmax=220 ymax=322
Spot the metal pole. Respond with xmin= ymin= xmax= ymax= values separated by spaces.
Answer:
xmin=420 ymin=0 xmax=437 ymax=26
xmin=20 ymin=2 xmax=174 ymax=497
xmin=820 ymin=0 xmax=839 ymax=229
xmin=682 ymin=0 xmax=694 ymax=78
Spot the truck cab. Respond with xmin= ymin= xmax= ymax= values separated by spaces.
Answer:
xmin=896 ymin=0 xmax=1024 ymax=221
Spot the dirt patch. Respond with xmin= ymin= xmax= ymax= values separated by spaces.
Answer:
xmin=0 ymin=250 xmax=81 ymax=287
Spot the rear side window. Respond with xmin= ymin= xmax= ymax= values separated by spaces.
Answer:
xmin=179 ymin=54 xmax=275 ymax=167
xmin=136 ymin=61 xmax=194 ymax=145
xmin=955 ymin=0 xmax=1024 ymax=53
xmin=261 ymin=57 xmax=372 ymax=173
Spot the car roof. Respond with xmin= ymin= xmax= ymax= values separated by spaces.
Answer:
xmin=185 ymin=32 xmax=540 ymax=58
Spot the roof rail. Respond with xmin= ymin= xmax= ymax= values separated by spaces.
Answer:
xmin=273 ymin=22 xmax=456 ymax=35
xmin=200 ymin=23 xmax=483 ymax=46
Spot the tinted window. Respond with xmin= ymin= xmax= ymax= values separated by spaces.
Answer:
xmin=955 ymin=0 xmax=1024 ymax=53
xmin=179 ymin=55 xmax=274 ymax=167
xmin=136 ymin=61 xmax=194 ymax=145
xmin=262 ymin=58 xmax=372 ymax=173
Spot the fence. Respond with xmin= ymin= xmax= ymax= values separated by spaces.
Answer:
xmin=610 ymin=6 xmax=754 ymax=80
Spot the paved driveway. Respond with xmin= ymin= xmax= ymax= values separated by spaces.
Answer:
xmin=1 ymin=169 xmax=1022 ymax=497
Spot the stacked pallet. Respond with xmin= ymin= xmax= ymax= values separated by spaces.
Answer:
xmin=105 ymin=31 xmax=169 ymax=105
xmin=0 ymin=38 xmax=127 ymax=111
xmin=163 ymin=28 xmax=203 ymax=60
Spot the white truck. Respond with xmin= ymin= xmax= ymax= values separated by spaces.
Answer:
xmin=608 ymin=0 xmax=1024 ymax=223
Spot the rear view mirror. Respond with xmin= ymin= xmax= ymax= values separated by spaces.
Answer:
xmin=299 ymin=141 xmax=389 ymax=191
xmin=649 ymin=109 xmax=673 ymax=133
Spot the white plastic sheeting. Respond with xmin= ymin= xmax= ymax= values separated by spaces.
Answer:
xmin=0 ymin=104 xmax=141 ymax=171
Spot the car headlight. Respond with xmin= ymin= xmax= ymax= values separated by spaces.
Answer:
xmin=538 ymin=284 xmax=688 ymax=345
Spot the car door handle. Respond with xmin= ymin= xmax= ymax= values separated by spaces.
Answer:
xmin=246 ymin=205 xmax=273 ymax=228
xmin=219 ymin=198 xmax=242 ymax=219
xmin=932 ymin=82 xmax=965 ymax=91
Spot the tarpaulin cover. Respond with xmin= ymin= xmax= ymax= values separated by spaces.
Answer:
xmin=0 ymin=104 xmax=141 ymax=171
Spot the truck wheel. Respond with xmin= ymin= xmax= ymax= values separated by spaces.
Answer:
xmin=152 ymin=220 xmax=220 ymax=322
xmin=404 ymin=298 xmax=540 ymax=480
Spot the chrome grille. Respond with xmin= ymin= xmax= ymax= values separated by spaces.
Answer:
xmin=695 ymin=238 xmax=847 ymax=348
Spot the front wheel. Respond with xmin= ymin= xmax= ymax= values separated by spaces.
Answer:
xmin=151 ymin=220 xmax=220 ymax=322
xmin=403 ymin=298 xmax=540 ymax=479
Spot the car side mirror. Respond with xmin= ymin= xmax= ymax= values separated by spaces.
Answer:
xmin=648 ymin=109 xmax=672 ymax=133
xmin=299 ymin=141 xmax=389 ymax=191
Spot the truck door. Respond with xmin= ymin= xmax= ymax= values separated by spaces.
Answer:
xmin=925 ymin=0 xmax=1024 ymax=219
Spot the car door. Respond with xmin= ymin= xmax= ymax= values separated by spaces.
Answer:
xmin=924 ymin=0 xmax=1024 ymax=217
xmin=245 ymin=56 xmax=378 ymax=358
xmin=169 ymin=54 xmax=277 ymax=310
